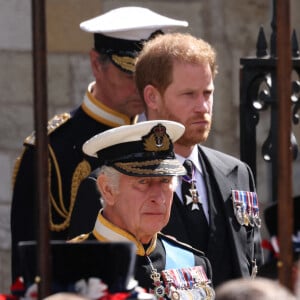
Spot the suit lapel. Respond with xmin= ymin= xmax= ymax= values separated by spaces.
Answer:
xmin=199 ymin=146 xmax=253 ymax=279
xmin=199 ymin=146 xmax=239 ymax=205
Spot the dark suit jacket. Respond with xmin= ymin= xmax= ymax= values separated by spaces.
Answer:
xmin=163 ymin=145 xmax=263 ymax=286
xmin=69 ymin=145 xmax=264 ymax=287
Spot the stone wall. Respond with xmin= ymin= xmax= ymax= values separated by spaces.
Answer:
xmin=0 ymin=0 xmax=299 ymax=293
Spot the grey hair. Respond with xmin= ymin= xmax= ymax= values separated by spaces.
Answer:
xmin=98 ymin=165 xmax=121 ymax=193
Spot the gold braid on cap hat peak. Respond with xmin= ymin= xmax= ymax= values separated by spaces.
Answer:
xmin=115 ymin=159 xmax=182 ymax=175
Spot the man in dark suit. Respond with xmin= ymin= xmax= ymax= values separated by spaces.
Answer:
xmin=134 ymin=32 xmax=263 ymax=287
xmin=69 ymin=32 xmax=264 ymax=287
xmin=10 ymin=7 xmax=188 ymax=283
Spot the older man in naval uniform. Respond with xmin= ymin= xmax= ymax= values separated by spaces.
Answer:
xmin=70 ymin=120 xmax=215 ymax=299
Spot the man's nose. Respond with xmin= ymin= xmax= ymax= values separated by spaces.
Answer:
xmin=149 ymin=183 xmax=166 ymax=203
xmin=194 ymin=97 xmax=210 ymax=113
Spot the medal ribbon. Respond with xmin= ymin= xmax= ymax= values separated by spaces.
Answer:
xmin=182 ymin=166 xmax=195 ymax=185
xmin=246 ymin=191 xmax=254 ymax=226
xmin=232 ymin=189 xmax=261 ymax=227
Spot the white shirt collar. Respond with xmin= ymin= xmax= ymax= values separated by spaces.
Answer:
xmin=175 ymin=145 xmax=203 ymax=175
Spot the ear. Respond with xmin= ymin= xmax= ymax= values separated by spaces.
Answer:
xmin=90 ymin=49 xmax=101 ymax=77
xmin=143 ymin=85 xmax=160 ymax=110
xmin=97 ymin=174 xmax=116 ymax=206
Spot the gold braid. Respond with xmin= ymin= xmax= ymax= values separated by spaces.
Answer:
xmin=48 ymin=145 xmax=91 ymax=232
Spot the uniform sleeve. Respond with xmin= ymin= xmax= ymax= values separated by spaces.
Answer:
xmin=11 ymin=146 xmax=37 ymax=282
xmin=68 ymin=171 xmax=102 ymax=239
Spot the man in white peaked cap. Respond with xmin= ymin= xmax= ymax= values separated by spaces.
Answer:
xmin=10 ymin=6 xmax=188 ymax=283
xmin=70 ymin=120 xmax=215 ymax=298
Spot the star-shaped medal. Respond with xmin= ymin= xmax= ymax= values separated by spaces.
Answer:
xmin=185 ymin=187 xmax=202 ymax=210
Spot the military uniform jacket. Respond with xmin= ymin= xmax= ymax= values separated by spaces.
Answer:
xmin=162 ymin=145 xmax=264 ymax=287
xmin=71 ymin=211 xmax=213 ymax=293
xmin=10 ymin=83 xmax=137 ymax=281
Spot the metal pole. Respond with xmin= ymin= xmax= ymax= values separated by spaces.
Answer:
xmin=276 ymin=0 xmax=294 ymax=291
xmin=32 ymin=0 xmax=51 ymax=298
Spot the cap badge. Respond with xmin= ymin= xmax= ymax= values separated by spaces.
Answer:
xmin=143 ymin=124 xmax=171 ymax=152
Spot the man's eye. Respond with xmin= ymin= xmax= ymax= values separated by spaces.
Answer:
xmin=161 ymin=178 xmax=171 ymax=183
xmin=204 ymin=90 xmax=213 ymax=97
xmin=138 ymin=179 xmax=149 ymax=184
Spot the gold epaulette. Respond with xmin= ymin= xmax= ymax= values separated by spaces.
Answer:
xmin=24 ymin=113 xmax=71 ymax=145
xmin=68 ymin=233 xmax=90 ymax=243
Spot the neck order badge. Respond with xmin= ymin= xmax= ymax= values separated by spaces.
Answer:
xmin=182 ymin=159 xmax=202 ymax=210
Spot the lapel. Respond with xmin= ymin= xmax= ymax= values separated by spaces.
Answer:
xmin=198 ymin=145 xmax=240 ymax=205
xmin=198 ymin=146 xmax=254 ymax=277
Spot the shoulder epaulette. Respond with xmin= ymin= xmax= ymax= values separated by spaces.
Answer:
xmin=68 ymin=233 xmax=90 ymax=243
xmin=158 ymin=232 xmax=206 ymax=256
xmin=24 ymin=113 xmax=71 ymax=145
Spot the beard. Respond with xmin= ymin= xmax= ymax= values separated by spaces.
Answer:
xmin=176 ymin=126 xmax=211 ymax=147
xmin=158 ymin=106 xmax=212 ymax=147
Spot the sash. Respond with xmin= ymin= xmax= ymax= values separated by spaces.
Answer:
xmin=162 ymin=239 xmax=194 ymax=270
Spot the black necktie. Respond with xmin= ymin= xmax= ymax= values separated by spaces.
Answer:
xmin=181 ymin=159 xmax=209 ymax=250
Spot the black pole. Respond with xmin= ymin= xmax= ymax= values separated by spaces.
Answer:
xmin=276 ymin=0 xmax=294 ymax=291
xmin=31 ymin=0 xmax=51 ymax=298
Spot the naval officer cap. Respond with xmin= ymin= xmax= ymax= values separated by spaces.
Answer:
xmin=80 ymin=6 xmax=188 ymax=73
xmin=83 ymin=120 xmax=187 ymax=177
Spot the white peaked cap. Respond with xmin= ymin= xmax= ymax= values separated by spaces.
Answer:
xmin=83 ymin=120 xmax=185 ymax=158
xmin=82 ymin=120 xmax=187 ymax=177
xmin=80 ymin=6 xmax=188 ymax=41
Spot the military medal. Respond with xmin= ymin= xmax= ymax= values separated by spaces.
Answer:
xmin=232 ymin=190 xmax=261 ymax=228
xmin=251 ymin=259 xmax=258 ymax=278
xmin=182 ymin=173 xmax=202 ymax=211
xmin=146 ymin=245 xmax=215 ymax=299
xmin=151 ymin=271 xmax=166 ymax=299
xmin=161 ymin=266 xmax=215 ymax=300
xmin=185 ymin=182 xmax=202 ymax=210
xmin=146 ymin=256 xmax=166 ymax=299
xmin=241 ymin=192 xmax=250 ymax=226
xmin=232 ymin=190 xmax=246 ymax=226
xmin=246 ymin=192 xmax=255 ymax=227
xmin=252 ymin=193 xmax=262 ymax=228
